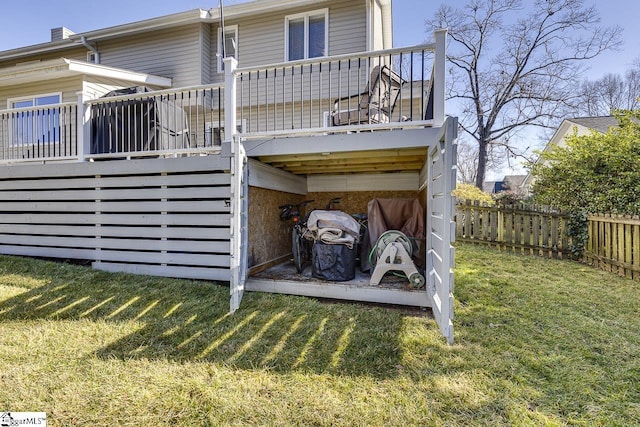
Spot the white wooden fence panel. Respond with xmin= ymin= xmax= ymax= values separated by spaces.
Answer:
xmin=94 ymin=262 xmax=231 ymax=281
xmin=0 ymin=234 xmax=229 ymax=253
xmin=0 ymin=201 xmax=230 ymax=213
xmin=1 ymin=174 xmax=231 ymax=190
xmin=0 ymin=224 xmax=229 ymax=240
xmin=94 ymin=250 xmax=230 ymax=267
xmin=0 ymin=155 xmax=232 ymax=282
xmin=0 ymin=213 xmax=230 ymax=226
xmin=0 ymin=187 xmax=231 ymax=201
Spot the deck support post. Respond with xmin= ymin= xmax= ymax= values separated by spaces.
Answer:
xmin=76 ymin=91 xmax=91 ymax=161
xmin=224 ymin=57 xmax=238 ymax=141
xmin=433 ymin=29 xmax=447 ymax=128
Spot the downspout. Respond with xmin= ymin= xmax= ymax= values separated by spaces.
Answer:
xmin=80 ymin=36 xmax=100 ymax=64
xmin=377 ymin=0 xmax=393 ymax=49
xmin=366 ymin=0 xmax=371 ymax=51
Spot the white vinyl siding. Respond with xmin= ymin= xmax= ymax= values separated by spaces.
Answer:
xmin=98 ymin=25 xmax=202 ymax=88
xmin=201 ymin=23 xmax=213 ymax=84
xmin=226 ymin=0 xmax=365 ymax=70
xmin=0 ymin=77 xmax=80 ymax=110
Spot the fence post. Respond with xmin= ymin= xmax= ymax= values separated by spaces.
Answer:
xmin=76 ymin=91 xmax=91 ymax=161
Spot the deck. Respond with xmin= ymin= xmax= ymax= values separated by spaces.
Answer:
xmin=0 ymin=33 xmax=455 ymax=343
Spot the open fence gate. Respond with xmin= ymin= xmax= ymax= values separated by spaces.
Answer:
xmin=425 ymin=116 xmax=457 ymax=344
xmin=230 ymin=137 xmax=248 ymax=313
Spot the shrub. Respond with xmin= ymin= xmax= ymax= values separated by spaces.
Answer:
xmin=453 ymin=183 xmax=494 ymax=205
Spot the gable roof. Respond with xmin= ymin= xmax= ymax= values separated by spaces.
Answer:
xmin=567 ymin=116 xmax=619 ymax=134
xmin=0 ymin=0 xmax=390 ymax=62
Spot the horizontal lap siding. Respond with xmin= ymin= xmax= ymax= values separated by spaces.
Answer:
xmin=0 ymin=76 xmax=81 ymax=108
xmin=99 ymin=25 xmax=202 ymax=87
xmin=0 ymin=156 xmax=232 ymax=281
xmin=212 ymin=0 xmax=366 ymax=73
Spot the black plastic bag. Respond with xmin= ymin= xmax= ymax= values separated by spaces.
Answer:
xmin=312 ymin=242 xmax=356 ymax=281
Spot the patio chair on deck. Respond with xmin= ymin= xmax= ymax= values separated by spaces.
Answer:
xmin=331 ymin=65 xmax=405 ymax=126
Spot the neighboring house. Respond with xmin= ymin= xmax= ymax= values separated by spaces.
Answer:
xmin=521 ymin=116 xmax=618 ymax=193
xmin=0 ymin=0 xmax=457 ymax=342
xmin=483 ymin=175 xmax=526 ymax=194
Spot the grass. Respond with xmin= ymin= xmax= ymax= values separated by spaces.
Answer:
xmin=0 ymin=244 xmax=638 ymax=426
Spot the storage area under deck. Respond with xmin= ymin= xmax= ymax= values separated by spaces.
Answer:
xmin=244 ymin=135 xmax=432 ymax=307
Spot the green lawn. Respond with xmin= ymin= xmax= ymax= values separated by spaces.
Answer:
xmin=0 ymin=244 xmax=638 ymax=426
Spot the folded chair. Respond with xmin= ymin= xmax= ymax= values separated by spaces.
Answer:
xmin=331 ymin=65 xmax=405 ymax=126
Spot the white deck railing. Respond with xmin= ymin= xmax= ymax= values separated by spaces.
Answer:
xmin=0 ymin=102 xmax=78 ymax=163
xmin=85 ymin=85 xmax=225 ymax=160
xmin=234 ymin=42 xmax=438 ymax=138
xmin=0 ymin=31 xmax=446 ymax=163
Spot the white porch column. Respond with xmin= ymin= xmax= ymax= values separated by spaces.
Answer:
xmin=76 ymin=91 xmax=91 ymax=162
xmin=433 ymin=29 xmax=447 ymax=128
xmin=223 ymin=57 xmax=238 ymax=141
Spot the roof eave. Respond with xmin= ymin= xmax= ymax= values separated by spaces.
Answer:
xmin=0 ymin=58 xmax=172 ymax=89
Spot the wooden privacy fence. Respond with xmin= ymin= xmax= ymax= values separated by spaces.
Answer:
xmin=455 ymin=200 xmax=572 ymax=259
xmin=586 ymin=214 xmax=640 ymax=279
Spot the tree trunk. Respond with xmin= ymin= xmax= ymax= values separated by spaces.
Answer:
xmin=475 ymin=138 xmax=488 ymax=189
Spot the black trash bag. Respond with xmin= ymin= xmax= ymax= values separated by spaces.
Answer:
xmin=312 ymin=242 xmax=356 ymax=281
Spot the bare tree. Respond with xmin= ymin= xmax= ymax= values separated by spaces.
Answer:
xmin=427 ymin=0 xmax=621 ymax=188
xmin=577 ymin=60 xmax=640 ymax=116
xmin=455 ymin=137 xmax=506 ymax=184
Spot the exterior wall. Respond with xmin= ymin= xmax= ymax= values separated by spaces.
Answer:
xmin=208 ymin=0 xmax=367 ymax=84
xmin=97 ymin=25 xmax=202 ymax=88
xmin=248 ymin=186 xmax=305 ymax=267
xmin=1 ymin=1 xmax=367 ymax=90
xmin=201 ymin=23 xmax=213 ymax=85
xmin=0 ymin=76 xmax=81 ymax=108
xmin=83 ymin=77 xmax=152 ymax=99
xmin=306 ymin=191 xmax=419 ymax=215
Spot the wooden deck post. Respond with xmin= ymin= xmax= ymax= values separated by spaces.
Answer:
xmin=433 ymin=29 xmax=447 ymax=127
xmin=76 ymin=91 xmax=91 ymax=161
xmin=223 ymin=57 xmax=238 ymax=142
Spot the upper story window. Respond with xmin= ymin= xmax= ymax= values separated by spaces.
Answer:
xmin=285 ymin=9 xmax=328 ymax=61
xmin=8 ymin=93 xmax=61 ymax=146
xmin=218 ymin=25 xmax=238 ymax=72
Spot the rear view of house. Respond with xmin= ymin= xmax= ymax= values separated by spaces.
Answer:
xmin=0 ymin=0 xmax=457 ymax=342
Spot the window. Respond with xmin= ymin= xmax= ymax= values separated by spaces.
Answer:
xmin=285 ymin=9 xmax=328 ymax=61
xmin=87 ymin=51 xmax=99 ymax=64
xmin=217 ymin=25 xmax=238 ymax=72
xmin=8 ymin=93 xmax=61 ymax=146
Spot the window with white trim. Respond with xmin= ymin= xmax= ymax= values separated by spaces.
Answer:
xmin=218 ymin=25 xmax=238 ymax=72
xmin=8 ymin=93 xmax=61 ymax=146
xmin=285 ymin=9 xmax=328 ymax=61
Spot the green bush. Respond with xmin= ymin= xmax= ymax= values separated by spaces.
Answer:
xmin=453 ymin=183 xmax=494 ymax=205
xmin=531 ymin=110 xmax=640 ymax=215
